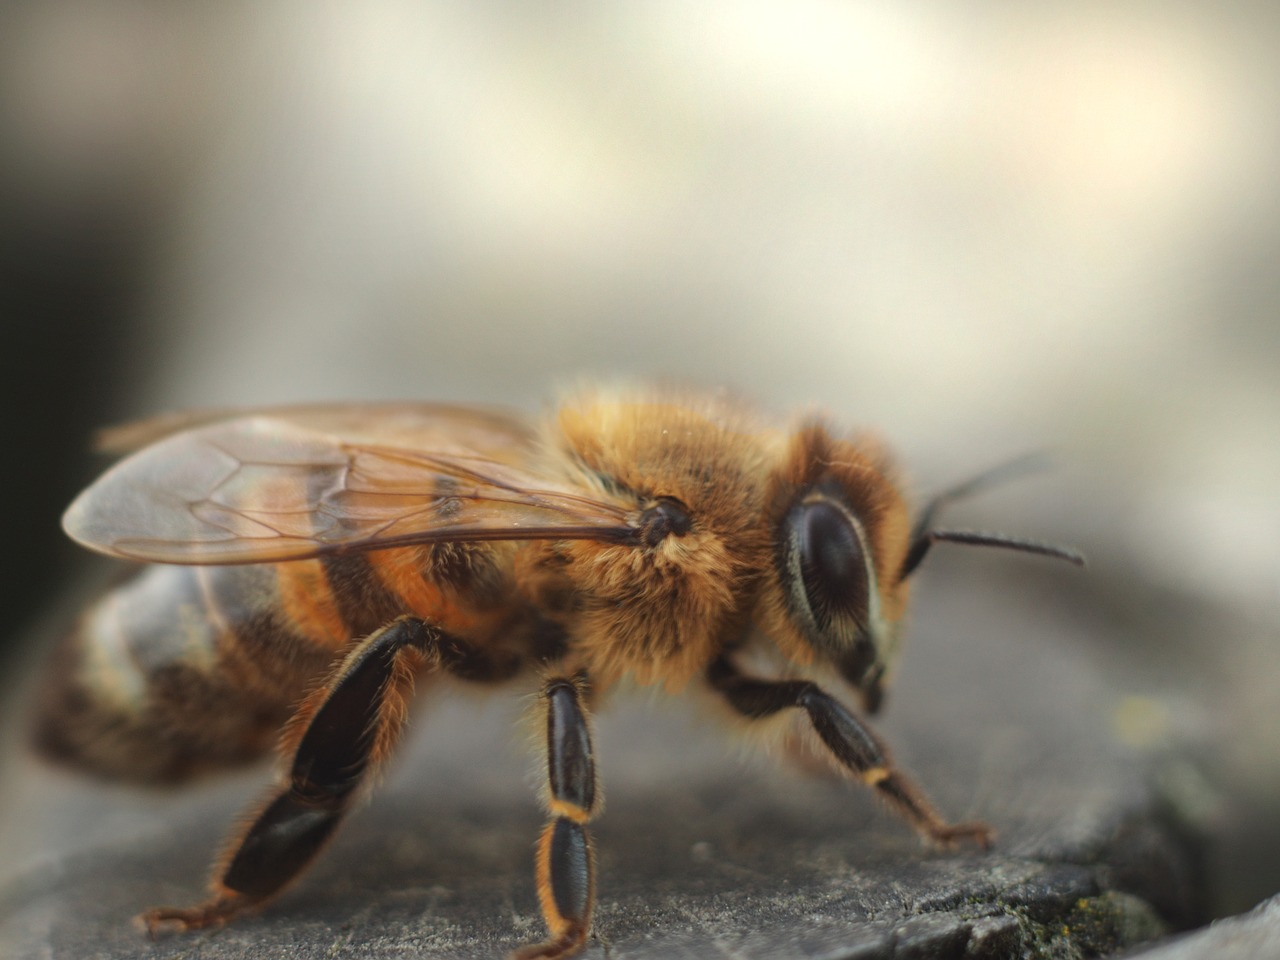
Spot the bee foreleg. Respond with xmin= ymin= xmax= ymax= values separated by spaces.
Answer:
xmin=141 ymin=615 xmax=485 ymax=934
xmin=706 ymin=657 xmax=993 ymax=849
xmin=514 ymin=674 xmax=599 ymax=960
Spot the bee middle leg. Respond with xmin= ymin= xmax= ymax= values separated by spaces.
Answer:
xmin=513 ymin=673 xmax=599 ymax=960
xmin=706 ymin=656 xmax=994 ymax=848
xmin=141 ymin=615 xmax=515 ymax=933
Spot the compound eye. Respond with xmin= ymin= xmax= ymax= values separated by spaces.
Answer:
xmin=786 ymin=498 xmax=870 ymax=636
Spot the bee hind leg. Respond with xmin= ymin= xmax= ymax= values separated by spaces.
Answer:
xmin=706 ymin=656 xmax=994 ymax=849
xmin=140 ymin=615 xmax=508 ymax=933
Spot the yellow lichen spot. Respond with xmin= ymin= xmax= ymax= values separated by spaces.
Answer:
xmin=1112 ymin=696 xmax=1172 ymax=748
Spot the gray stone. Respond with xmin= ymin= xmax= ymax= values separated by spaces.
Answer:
xmin=1122 ymin=895 xmax=1280 ymax=960
xmin=0 ymin=567 xmax=1207 ymax=959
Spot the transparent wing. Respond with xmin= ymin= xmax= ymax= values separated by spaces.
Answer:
xmin=64 ymin=405 xmax=635 ymax=564
xmin=92 ymin=401 xmax=533 ymax=454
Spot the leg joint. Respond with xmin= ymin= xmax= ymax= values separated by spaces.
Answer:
xmin=708 ymin=656 xmax=817 ymax=719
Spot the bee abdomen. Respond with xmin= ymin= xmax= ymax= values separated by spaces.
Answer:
xmin=33 ymin=563 xmax=342 ymax=783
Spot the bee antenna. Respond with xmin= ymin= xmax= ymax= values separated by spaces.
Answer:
xmin=900 ymin=454 xmax=1083 ymax=579
xmin=901 ymin=529 xmax=1085 ymax=579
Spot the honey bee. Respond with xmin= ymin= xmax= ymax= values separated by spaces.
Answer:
xmin=35 ymin=387 xmax=1082 ymax=960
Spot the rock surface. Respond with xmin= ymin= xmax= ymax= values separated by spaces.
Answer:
xmin=1124 ymin=895 xmax=1280 ymax=960
xmin=0 ymin=566 xmax=1209 ymax=959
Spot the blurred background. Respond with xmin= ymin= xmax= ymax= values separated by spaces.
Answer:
xmin=1 ymin=0 xmax=1277 ymax=923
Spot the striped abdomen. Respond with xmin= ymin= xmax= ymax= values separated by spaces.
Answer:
xmin=35 ymin=546 xmax=519 ymax=783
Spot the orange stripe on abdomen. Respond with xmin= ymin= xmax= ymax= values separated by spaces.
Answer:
xmin=275 ymin=558 xmax=350 ymax=650
xmin=365 ymin=548 xmax=481 ymax=634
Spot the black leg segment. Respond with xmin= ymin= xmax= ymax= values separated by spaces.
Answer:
xmin=291 ymin=616 xmax=432 ymax=799
xmin=222 ymin=793 xmax=345 ymax=899
xmin=515 ymin=674 xmax=600 ymax=960
xmin=140 ymin=616 xmax=505 ymax=933
xmin=546 ymin=677 xmax=597 ymax=815
xmin=547 ymin=818 xmax=592 ymax=930
xmin=707 ymin=656 xmax=993 ymax=848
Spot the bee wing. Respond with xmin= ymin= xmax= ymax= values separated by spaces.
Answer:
xmin=93 ymin=401 xmax=532 ymax=454
xmin=64 ymin=406 xmax=635 ymax=564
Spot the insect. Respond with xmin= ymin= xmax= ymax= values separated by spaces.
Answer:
xmin=35 ymin=387 xmax=1082 ymax=959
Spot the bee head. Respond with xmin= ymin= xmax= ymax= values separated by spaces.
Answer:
xmin=758 ymin=424 xmax=911 ymax=715
xmin=760 ymin=433 xmax=1085 ymax=714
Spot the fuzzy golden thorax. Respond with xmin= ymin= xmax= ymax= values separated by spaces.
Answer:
xmin=538 ymin=392 xmax=778 ymax=690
